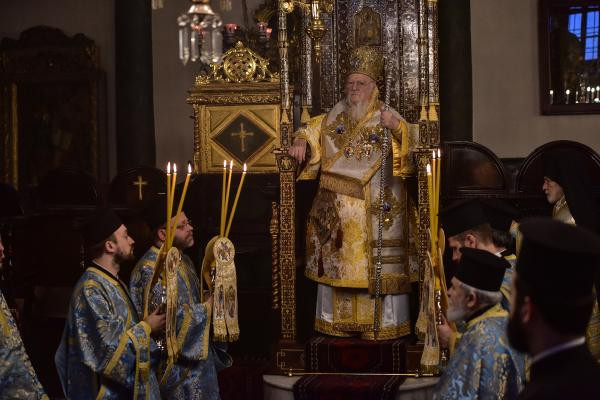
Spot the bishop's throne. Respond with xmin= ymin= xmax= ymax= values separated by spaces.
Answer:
xmin=188 ymin=1 xmax=442 ymax=398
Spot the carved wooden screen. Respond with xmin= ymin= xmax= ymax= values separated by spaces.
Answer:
xmin=0 ymin=26 xmax=107 ymax=189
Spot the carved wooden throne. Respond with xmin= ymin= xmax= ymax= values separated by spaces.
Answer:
xmin=272 ymin=0 xmax=442 ymax=374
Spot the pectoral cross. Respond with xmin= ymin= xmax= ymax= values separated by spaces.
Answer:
xmin=133 ymin=175 xmax=148 ymax=201
xmin=231 ymin=123 xmax=254 ymax=153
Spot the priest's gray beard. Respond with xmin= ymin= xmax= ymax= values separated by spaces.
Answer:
xmin=447 ymin=298 xmax=470 ymax=323
xmin=347 ymin=98 xmax=369 ymax=121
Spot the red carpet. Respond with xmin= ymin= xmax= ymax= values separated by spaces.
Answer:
xmin=293 ymin=374 xmax=406 ymax=400
xmin=218 ymin=358 xmax=271 ymax=400
xmin=305 ymin=336 xmax=409 ymax=373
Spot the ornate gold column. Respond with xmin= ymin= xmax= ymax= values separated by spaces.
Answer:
xmin=273 ymin=0 xmax=304 ymax=374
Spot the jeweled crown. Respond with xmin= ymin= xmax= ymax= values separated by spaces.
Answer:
xmin=347 ymin=46 xmax=384 ymax=82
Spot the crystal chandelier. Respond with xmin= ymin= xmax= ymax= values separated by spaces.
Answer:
xmin=178 ymin=0 xmax=223 ymax=65
xmin=152 ymin=0 xmax=165 ymax=10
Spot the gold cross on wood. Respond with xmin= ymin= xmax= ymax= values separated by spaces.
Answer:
xmin=231 ymin=123 xmax=255 ymax=153
xmin=133 ymin=175 xmax=148 ymax=201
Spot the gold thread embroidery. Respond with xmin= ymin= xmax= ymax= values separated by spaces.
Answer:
xmin=466 ymin=304 xmax=507 ymax=330
xmin=319 ymin=173 xmax=365 ymax=199
xmin=305 ymin=270 xmax=369 ymax=288
xmin=361 ymin=321 xmax=411 ymax=340
xmin=367 ymin=275 xmax=411 ymax=294
xmin=369 ymin=239 xmax=403 ymax=247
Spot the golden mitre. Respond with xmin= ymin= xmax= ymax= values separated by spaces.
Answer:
xmin=348 ymin=46 xmax=384 ymax=82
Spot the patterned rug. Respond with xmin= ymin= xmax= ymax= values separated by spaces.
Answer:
xmin=305 ymin=335 xmax=410 ymax=373
xmin=293 ymin=374 xmax=406 ymax=400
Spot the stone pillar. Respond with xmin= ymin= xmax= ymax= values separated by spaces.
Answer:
xmin=115 ymin=0 xmax=156 ymax=169
xmin=439 ymin=0 xmax=472 ymax=141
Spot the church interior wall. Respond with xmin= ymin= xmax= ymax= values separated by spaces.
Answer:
xmin=0 ymin=0 xmax=263 ymax=182
xmin=152 ymin=0 xmax=263 ymax=171
xmin=3 ymin=1 xmax=599 ymax=178
xmin=0 ymin=0 xmax=117 ymax=177
xmin=471 ymin=0 xmax=600 ymax=158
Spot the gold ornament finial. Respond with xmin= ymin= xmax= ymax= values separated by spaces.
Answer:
xmin=347 ymin=46 xmax=384 ymax=82
xmin=195 ymin=41 xmax=279 ymax=85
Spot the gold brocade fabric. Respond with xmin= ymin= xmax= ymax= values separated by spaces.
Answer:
xmin=552 ymin=198 xmax=600 ymax=360
xmin=294 ymin=90 xmax=418 ymax=339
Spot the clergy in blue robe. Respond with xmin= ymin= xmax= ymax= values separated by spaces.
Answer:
xmin=55 ymin=209 xmax=165 ymax=399
xmin=130 ymin=200 xmax=230 ymax=399
xmin=434 ymin=248 xmax=526 ymax=400
xmin=441 ymin=199 xmax=517 ymax=312
xmin=0 ymin=286 xmax=47 ymax=399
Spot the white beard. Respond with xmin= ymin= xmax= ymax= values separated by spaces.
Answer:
xmin=347 ymin=99 xmax=369 ymax=120
xmin=447 ymin=301 xmax=470 ymax=323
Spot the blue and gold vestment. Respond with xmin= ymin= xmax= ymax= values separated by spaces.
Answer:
xmin=55 ymin=266 xmax=160 ymax=399
xmin=435 ymin=304 xmax=526 ymax=400
xmin=130 ymin=246 xmax=229 ymax=400
xmin=0 ymin=289 xmax=47 ymax=399
xmin=499 ymin=253 xmax=516 ymax=312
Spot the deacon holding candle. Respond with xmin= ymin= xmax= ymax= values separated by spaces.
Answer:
xmin=130 ymin=169 xmax=232 ymax=399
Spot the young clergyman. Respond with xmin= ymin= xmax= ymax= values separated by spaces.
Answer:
xmin=55 ymin=209 xmax=165 ymax=399
xmin=130 ymin=195 xmax=230 ymax=399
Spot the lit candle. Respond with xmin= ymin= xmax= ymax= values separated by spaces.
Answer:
xmin=575 ymin=90 xmax=579 ymax=104
xmin=257 ymin=21 xmax=268 ymax=34
xmin=222 ymin=160 xmax=234 ymax=237
xmin=311 ymin=0 xmax=319 ymax=18
xmin=166 ymin=162 xmax=172 ymax=246
xmin=427 ymin=164 xmax=436 ymax=255
xmin=432 ymin=151 xmax=438 ymax=244
xmin=167 ymin=163 xmax=178 ymax=248
xmin=550 ymin=90 xmax=554 ymax=105
xmin=225 ymin=163 xmax=248 ymax=237
xmin=169 ymin=163 xmax=192 ymax=249
xmin=224 ymin=23 xmax=237 ymax=34
xmin=565 ymin=89 xmax=570 ymax=104
xmin=435 ymin=148 xmax=441 ymax=238
xmin=587 ymin=87 xmax=591 ymax=103
xmin=220 ymin=160 xmax=227 ymax=236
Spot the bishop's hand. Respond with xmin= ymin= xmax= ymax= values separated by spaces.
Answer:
xmin=288 ymin=138 xmax=307 ymax=163
xmin=145 ymin=306 xmax=166 ymax=335
xmin=380 ymin=107 xmax=400 ymax=131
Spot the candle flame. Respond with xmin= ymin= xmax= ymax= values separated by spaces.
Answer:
xmin=229 ymin=160 xmax=234 ymax=170
xmin=432 ymin=150 xmax=436 ymax=160
xmin=167 ymin=161 xmax=171 ymax=174
xmin=173 ymin=163 xmax=177 ymax=173
xmin=187 ymin=162 xmax=192 ymax=174
xmin=243 ymin=163 xmax=247 ymax=172
xmin=438 ymin=148 xmax=441 ymax=158
xmin=223 ymin=160 xmax=227 ymax=168
xmin=426 ymin=164 xmax=431 ymax=174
